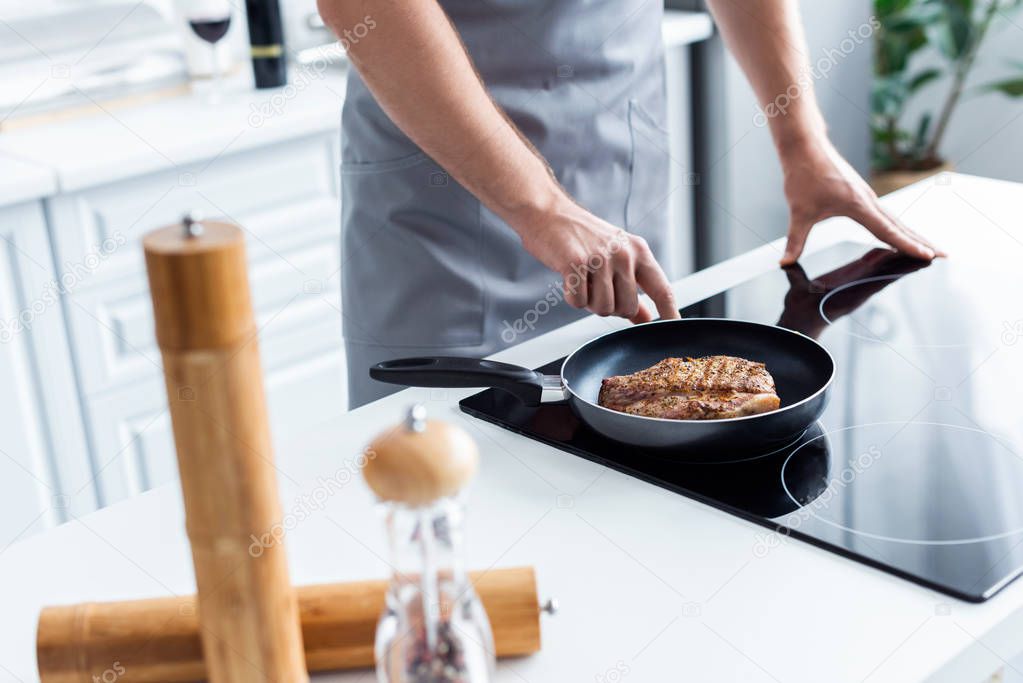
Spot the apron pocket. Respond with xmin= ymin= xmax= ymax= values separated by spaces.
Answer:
xmin=340 ymin=155 xmax=486 ymax=348
xmin=625 ymin=98 xmax=672 ymax=235
xmin=341 ymin=150 xmax=429 ymax=174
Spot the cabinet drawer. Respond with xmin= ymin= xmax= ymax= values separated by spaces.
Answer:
xmin=69 ymin=232 xmax=341 ymax=395
xmin=86 ymin=327 xmax=348 ymax=505
xmin=47 ymin=134 xmax=339 ymax=290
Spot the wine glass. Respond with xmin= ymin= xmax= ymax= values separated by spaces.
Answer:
xmin=185 ymin=0 xmax=232 ymax=101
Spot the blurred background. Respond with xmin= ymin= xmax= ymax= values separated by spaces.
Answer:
xmin=0 ymin=0 xmax=1021 ymax=557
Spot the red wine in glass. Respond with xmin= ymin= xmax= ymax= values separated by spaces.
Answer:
xmin=189 ymin=16 xmax=231 ymax=44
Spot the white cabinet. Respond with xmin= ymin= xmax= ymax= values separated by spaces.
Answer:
xmin=0 ymin=200 xmax=95 ymax=547
xmin=46 ymin=132 xmax=347 ymax=507
xmin=0 ymin=67 xmax=356 ymax=540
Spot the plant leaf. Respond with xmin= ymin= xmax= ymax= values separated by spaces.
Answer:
xmin=875 ymin=28 xmax=929 ymax=75
xmin=875 ymin=0 xmax=916 ymax=18
xmin=884 ymin=2 xmax=945 ymax=30
xmin=908 ymin=67 xmax=943 ymax=91
xmin=872 ymin=124 xmax=898 ymax=142
xmin=913 ymin=112 xmax=933 ymax=154
xmin=874 ymin=0 xmax=943 ymax=74
xmin=981 ymin=77 xmax=1023 ymax=96
xmin=928 ymin=0 xmax=974 ymax=59
xmin=872 ymin=76 xmax=910 ymax=116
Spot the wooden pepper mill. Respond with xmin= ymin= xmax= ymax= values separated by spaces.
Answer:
xmin=35 ymin=567 xmax=543 ymax=682
xmin=364 ymin=405 xmax=498 ymax=682
xmin=141 ymin=214 xmax=307 ymax=682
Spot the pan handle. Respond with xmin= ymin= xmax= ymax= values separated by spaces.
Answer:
xmin=370 ymin=356 xmax=550 ymax=405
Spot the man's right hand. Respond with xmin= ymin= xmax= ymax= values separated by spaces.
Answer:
xmin=515 ymin=195 xmax=680 ymax=324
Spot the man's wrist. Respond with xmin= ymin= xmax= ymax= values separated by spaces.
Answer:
xmin=772 ymin=114 xmax=830 ymax=165
xmin=496 ymin=164 xmax=573 ymax=239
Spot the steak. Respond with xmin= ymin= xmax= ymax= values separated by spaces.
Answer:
xmin=597 ymin=355 xmax=781 ymax=420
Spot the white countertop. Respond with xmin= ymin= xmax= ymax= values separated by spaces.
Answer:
xmin=2 ymin=174 xmax=1021 ymax=682
xmin=0 ymin=10 xmax=713 ymax=198
xmin=0 ymin=69 xmax=349 ymax=194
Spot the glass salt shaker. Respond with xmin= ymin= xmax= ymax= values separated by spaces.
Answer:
xmin=363 ymin=404 xmax=495 ymax=683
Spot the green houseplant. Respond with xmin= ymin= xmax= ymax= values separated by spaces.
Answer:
xmin=872 ymin=0 xmax=1023 ymax=193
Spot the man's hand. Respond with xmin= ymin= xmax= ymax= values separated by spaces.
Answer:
xmin=514 ymin=195 xmax=680 ymax=323
xmin=779 ymin=140 xmax=943 ymax=265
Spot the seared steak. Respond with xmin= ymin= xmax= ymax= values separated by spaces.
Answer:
xmin=598 ymin=356 xmax=781 ymax=420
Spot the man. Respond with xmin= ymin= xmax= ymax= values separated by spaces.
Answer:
xmin=318 ymin=0 xmax=940 ymax=408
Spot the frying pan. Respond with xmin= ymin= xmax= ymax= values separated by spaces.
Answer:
xmin=370 ymin=319 xmax=834 ymax=452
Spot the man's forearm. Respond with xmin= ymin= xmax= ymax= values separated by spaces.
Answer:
xmin=317 ymin=0 xmax=564 ymax=230
xmin=704 ymin=0 xmax=828 ymax=158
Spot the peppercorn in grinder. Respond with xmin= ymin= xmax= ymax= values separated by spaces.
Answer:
xmin=363 ymin=405 xmax=495 ymax=683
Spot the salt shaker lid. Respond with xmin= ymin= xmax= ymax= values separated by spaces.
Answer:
xmin=363 ymin=404 xmax=479 ymax=506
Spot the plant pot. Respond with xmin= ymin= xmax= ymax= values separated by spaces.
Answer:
xmin=870 ymin=160 xmax=954 ymax=196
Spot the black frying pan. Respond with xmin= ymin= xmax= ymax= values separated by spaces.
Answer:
xmin=370 ymin=319 xmax=834 ymax=452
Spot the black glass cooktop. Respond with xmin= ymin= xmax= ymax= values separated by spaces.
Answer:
xmin=461 ymin=241 xmax=1023 ymax=602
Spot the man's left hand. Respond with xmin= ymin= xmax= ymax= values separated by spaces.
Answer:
xmin=779 ymin=140 xmax=944 ymax=266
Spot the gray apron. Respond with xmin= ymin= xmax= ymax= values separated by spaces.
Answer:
xmin=341 ymin=0 xmax=672 ymax=408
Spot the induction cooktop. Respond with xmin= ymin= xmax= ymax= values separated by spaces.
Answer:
xmin=460 ymin=241 xmax=1023 ymax=602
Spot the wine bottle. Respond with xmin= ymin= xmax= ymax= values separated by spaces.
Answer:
xmin=245 ymin=0 xmax=286 ymax=89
